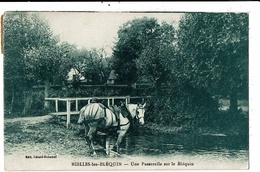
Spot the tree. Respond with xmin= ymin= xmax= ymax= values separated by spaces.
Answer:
xmin=136 ymin=21 xmax=176 ymax=95
xmin=112 ymin=17 xmax=176 ymax=94
xmin=83 ymin=48 xmax=109 ymax=85
xmin=112 ymin=17 xmax=159 ymax=85
xmin=23 ymin=41 xmax=63 ymax=109
xmin=4 ymin=12 xmax=28 ymax=113
xmin=4 ymin=12 xmax=63 ymax=113
xmin=176 ymin=13 xmax=248 ymax=112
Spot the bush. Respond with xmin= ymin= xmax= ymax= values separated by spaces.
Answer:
xmin=205 ymin=109 xmax=249 ymax=135
xmin=146 ymin=84 xmax=219 ymax=129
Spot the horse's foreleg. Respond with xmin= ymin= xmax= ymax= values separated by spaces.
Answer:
xmin=114 ymin=130 xmax=127 ymax=153
xmin=105 ymin=136 xmax=111 ymax=155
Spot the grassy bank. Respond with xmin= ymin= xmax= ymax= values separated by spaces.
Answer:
xmin=143 ymin=109 xmax=249 ymax=136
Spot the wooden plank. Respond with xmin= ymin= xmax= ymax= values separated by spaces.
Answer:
xmin=49 ymin=111 xmax=80 ymax=116
xmin=73 ymin=97 xmax=91 ymax=101
xmin=75 ymin=99 xmax=78 ymax=111
xmin=67 ymin=100 xmax=71 ymax=128
xmin=112 ymin=98 xmax=114 ymax=105
xmin=45 ymin=96 xmax=152 ymax=102
xmin=107 ymin=98 xmax=110 ymax=107
xmin=45 ymin=98 xmax=59 ymax=101
xmin=126 ymin=96 xmax=130 ymax=104
xmin=55 ymin=99 xmax=58 ymax=112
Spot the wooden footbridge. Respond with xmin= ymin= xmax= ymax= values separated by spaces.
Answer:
xmin=45 ymin=96 xmax=151 ymax=128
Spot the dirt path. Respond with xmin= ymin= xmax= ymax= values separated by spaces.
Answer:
xmin=5 ymin=115 xmax=53 ymax=124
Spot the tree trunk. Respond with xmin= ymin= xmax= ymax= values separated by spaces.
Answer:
xmin=23 ymin=91 xmax=33 ymax=115
xmin=44 ymin=79 xmax=50 ymax=110
xmin=229 ymin=89 xmax=238 ymax=113
xmin=10 ymin=86 xmax=15 ymax=114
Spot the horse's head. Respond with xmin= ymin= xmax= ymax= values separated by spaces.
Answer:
xmin=135 ymin=103 xmax=146 ymax=125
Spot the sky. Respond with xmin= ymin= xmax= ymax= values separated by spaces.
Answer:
xmin=40 ymin=12 xmax=183 ymax=55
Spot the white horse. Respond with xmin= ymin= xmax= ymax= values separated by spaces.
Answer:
xmin=78 ymin=102 xmax=146 ymax=156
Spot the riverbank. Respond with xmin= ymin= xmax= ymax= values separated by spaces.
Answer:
xmin=143 ymin=110 xmax=249 ymax=136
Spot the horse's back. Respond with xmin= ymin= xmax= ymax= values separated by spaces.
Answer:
xmin=78 ymin=103 xmax=105 ymax=123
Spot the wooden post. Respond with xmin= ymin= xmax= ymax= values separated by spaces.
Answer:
xmin=88 ymin=99 xmax=91 ymax=104
xmin=67 ymin=100 xmax=71 ymax=129
xmin=55 ymin=99 xmax=58 ymax=112
xmin=126 ymin=96 xmax=130 ymax=105
xmin=128 ymin=96 xmax=131 ymax=104
xmin=75 ymin=99 xmax=78 ymax=111
xmin=107 ymin=98 xmax=110 ymax=107
xmin=112 ymin=98 xmax=114 ymax=105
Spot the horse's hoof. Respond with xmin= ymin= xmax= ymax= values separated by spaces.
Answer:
xmin=111 ymin=147 xmax=117 ymax=152
xmin=106 ymin=149 xmax=110 ymax=155
xmin=90 ymin=152 xmax=97 ymax=157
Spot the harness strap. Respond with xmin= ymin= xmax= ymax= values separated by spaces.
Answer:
xmin=103 ymin=106 xmax=107 ymax=118
xmin=119 ymin=121 xmax=130 ymax=127
xmin=117 ymin=115 xmax=120 ymax=130
xmin=109 ymin=121 xmax=130 ymax=131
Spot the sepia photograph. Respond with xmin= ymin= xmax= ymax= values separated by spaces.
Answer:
xmin=1 ymin=2 xmax=258 ymax=171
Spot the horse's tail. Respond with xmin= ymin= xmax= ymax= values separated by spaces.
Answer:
xmin=78 ymin=105 xmax=87 ymax=124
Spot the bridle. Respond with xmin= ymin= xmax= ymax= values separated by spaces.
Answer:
xmin=122 ymin=102 xmax=146 ymax=121
xmin=135 ymin=106 xmax=145 ymax=120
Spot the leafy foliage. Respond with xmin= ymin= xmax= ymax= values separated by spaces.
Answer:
xmin=176 ymin=13 xmax=248 ymax=99
xmin=4 ymin=12 xmax=74 ymax=114
xmin=112 ymin=17 xmax=176 ymax=85
xmin=136 ymin=21 xmax=176 ymax=85
xmin=4 ymin=12 xmax=59 ymax=113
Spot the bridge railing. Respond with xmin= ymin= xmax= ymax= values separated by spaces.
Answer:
xmin=45 ymin=96 xmax=151 ymax=128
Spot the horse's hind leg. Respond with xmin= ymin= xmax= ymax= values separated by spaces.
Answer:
xmin=83 ymin=123 xmax=89 ymax=139
xmin=86 ymin=123 xmax=97 ymax=156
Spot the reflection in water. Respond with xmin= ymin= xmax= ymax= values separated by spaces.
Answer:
xmin=118 ymin=130 xmax=248 ymax=162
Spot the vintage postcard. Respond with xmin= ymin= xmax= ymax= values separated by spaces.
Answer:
xmin=1 ymin=2 xmax=256 ymax=171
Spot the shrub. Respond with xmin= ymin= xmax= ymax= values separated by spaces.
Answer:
xmin=146 ymin=84 xmax=219 ymax=129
